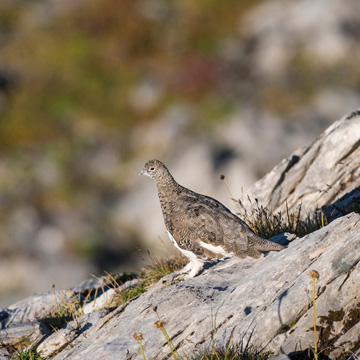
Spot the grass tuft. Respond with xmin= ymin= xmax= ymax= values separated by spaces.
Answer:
xmin=190 ymin=348 xmax=274 ymax=360
xmin=231 ymin=197 xmax=327 ymax=239
xmin=109 ymin=256 xmax=188 ymax=306
xmin=9 ymin=346 xmax=44 ymax=360
xmin=42 ymin=285 xmax=92 ymax=331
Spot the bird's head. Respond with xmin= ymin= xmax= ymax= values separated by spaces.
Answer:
xmin=139 ymin=159 xmax=167 ymax=180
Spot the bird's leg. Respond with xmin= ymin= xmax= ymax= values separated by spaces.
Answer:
xmin=178 ymin=261 xmax=192 ymax=274
xmin=166 ymin=257 xmax=205 ymax=284
xmin=184 ymin=258 xmax=205 ymax=279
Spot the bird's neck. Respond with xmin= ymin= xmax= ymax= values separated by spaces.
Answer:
xmin=156 ymin=171 xmax=182 ymax=196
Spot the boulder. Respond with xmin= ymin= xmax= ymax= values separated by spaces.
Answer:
xmin=242 ymin=110 xmax=360 ymax=216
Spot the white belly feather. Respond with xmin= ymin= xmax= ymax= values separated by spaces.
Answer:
xmin=198 ymin=240 xmax=232 ymax=257
xmin=166 ymin=231 xmax=199 ymax=261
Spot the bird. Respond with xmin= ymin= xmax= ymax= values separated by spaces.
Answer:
xmin=139 ymin=159 xmax=286 ymax=279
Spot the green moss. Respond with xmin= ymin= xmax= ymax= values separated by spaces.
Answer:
xmin=318 ymin=309 xmax=345 ymax=355
xmin=319 ymin=309 xmax=345 ymax=326
xmin=287 ymin=319 xmax=298 ymax=329
xmin=343 ymin=303 xmax=360 ymax=332
xmin=278 ymin=317 xmax=301 ymax=334
xmin=315 ymin=304 xmax=360 ymax=359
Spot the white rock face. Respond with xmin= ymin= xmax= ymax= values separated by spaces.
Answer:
xmin=243 ymin=111 xmax=360 ymax=216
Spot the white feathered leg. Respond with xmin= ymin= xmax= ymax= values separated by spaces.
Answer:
xmin=184 ymin=257 xmax=205 ymax=279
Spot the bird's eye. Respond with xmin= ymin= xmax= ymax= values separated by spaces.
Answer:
xmin=150 ymin=167 xmax=155 ymax=171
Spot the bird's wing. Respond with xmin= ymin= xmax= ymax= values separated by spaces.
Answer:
xmin=190 ymin=193 xmax=285 ymax=253
xmin=168 ymin=202 xmax=217 ymax=256
xmin=169 ymin=191 xmax=250 ymax=255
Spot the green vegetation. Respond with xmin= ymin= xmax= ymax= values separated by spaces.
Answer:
xmin=40 ymin=285 xmax=92 ymax=331
xmin=0 ymin=0 xmax=263 ymax=150
xmin=4 ymin=337 xmax=44 ymax=360
xmin=10 ymin=347 xmax=44 ymax=360
xmin=285 ymin=318 xmax=299 ymax=330
xmin=3 ymin=0 xmax=358 ymax=151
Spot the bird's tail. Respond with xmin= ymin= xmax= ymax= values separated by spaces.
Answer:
xmin=249 ymin=234 xmax=286 ymax=251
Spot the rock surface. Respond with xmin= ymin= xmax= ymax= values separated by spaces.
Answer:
xmin=1 ymin=113 xmax=360 ymax=359
xmin=243 ymin=110 xmax=360 ymax=216
xmin=53 ymin=213 xmax=360 ymax=360
xmin=1 ymin=214 xmax=358 ymax=359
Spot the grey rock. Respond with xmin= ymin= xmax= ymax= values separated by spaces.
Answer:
xmin=72 ymin=276 xmax=110 ymax=293
xmin=269 ymin=232 xmax=298 ymax=246
xmin=0 ymin=353 xmax=10 ymax=360
xmin=323 ymin=186 xmax=360 ymax=221
xmin=48 ymin=213 xmax=360 ymax=359
xmin=329 ymin=320 xmax=360 ymax=359
xmin=1 ymin=290 xmax=76 ymax=328
xmin=82 ymin=279 xmax=139 ymax=314
xmin=241 ymin=0 xmax=360 ymax=77
xmin=0 ymin=348 xmax=10 ymax=360
xmin=37 ymin=310 xmax=108 ymax=358
xmin=243 ymin=111 xmax=360 ymax=216
xmin=0 ymin=321 xmax=50 ymax=346
xmin=72 ymin=273 xmax=138 ymax=294
xmin=82 ymin=289 xmax=117 ymax=315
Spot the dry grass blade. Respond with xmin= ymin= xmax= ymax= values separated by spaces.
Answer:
xmin=231 ymin=197 xmax=328 ymax=239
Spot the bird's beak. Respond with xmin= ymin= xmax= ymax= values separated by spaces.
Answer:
xmin=139 ymin=169 xmax=145 ymax=176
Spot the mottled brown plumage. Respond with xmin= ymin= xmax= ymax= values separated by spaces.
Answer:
xmin=140 ymin=159 xmax=285 ymax=278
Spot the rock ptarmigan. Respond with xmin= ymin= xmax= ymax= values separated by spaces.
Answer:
xmin=140 ymin=159 xmax=285 ymax=279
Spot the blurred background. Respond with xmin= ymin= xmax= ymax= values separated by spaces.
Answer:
xmin=0 ymin=0 xmax=359 ymax=308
